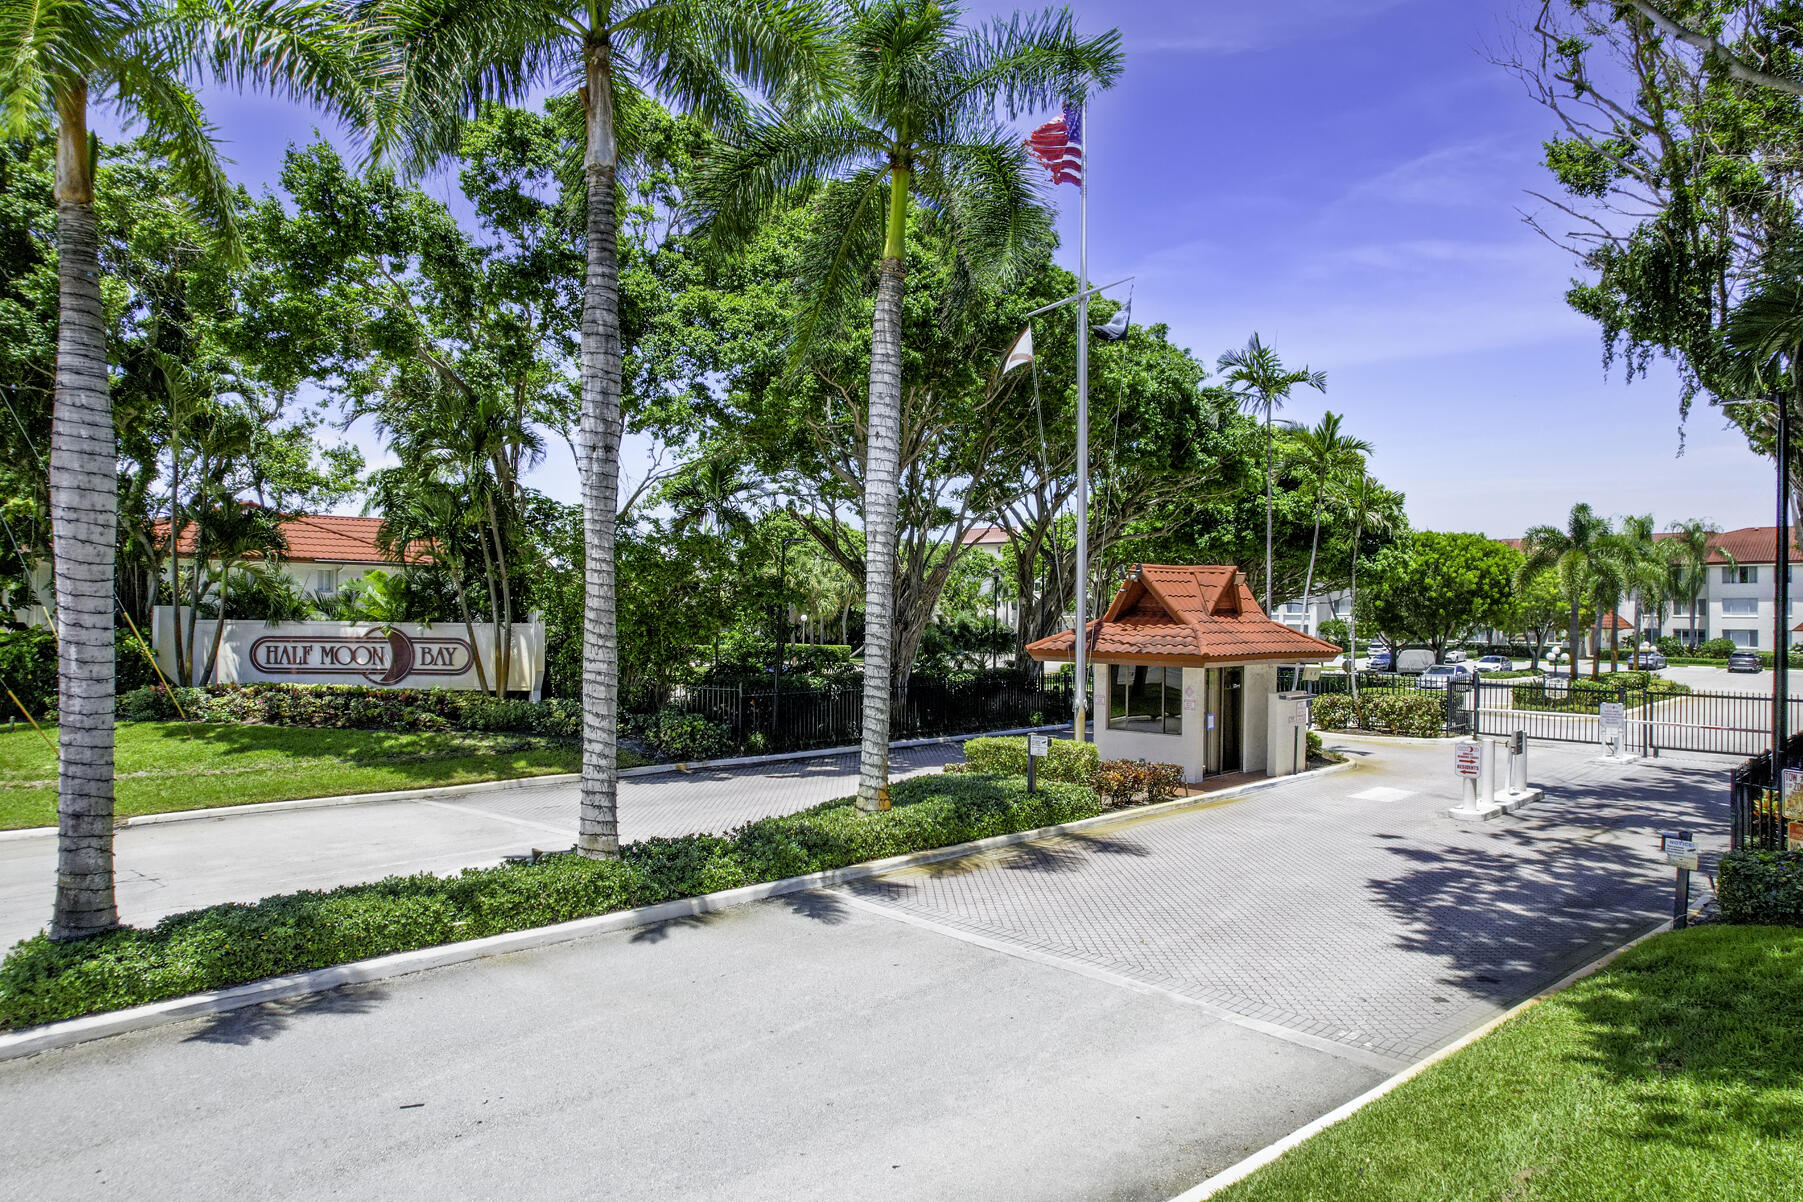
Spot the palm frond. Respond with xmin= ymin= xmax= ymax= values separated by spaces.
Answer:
xmin=690 ymin=102 xmax=887 ymax=245
xmin=948 ymin=8 xmax=1122 ymax=115
xmin=788 ymin=162 xmax=887 ymax=366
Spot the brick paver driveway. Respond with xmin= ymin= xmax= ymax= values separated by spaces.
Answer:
xmin=828 ymin=736 xmax=1730 ymax=1065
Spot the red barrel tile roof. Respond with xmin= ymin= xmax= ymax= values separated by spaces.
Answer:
xmin=1026 ymin=565 xmax=1342 ymax=666
xmin=152 ymin=513 xmax=425 ymax=565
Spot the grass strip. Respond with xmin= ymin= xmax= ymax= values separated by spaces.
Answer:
xmin=0 ymin=773 xmax=1098 ymax=1030
xmin=1212 ymin=924 xmax=1803 ymax=1202
xmin=0 ymin=723 xmax=651 ymax=830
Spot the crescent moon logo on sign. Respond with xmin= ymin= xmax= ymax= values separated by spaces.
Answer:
xmin=376 ymin=631 xmax=416 ymax=685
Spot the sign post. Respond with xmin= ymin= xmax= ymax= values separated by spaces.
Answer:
xmin=1598 ymin=701 xmax=1626 ymax=759
xmin=1027 ymin=732 xmax=1050 ymax=795
xmin=1660 ymin=829 xmax=1697 ymax=929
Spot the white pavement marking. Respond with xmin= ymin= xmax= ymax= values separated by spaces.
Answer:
xmin=831 ymin=889 xmax=1408 ymax=1073
xmin=419 ymin=798 xmax=571 ymax=839
xmin=1348 ymin=786 xmax=1413 ymax=802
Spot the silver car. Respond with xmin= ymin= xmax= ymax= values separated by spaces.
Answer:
xmin=1416 ymin=664 xmax=1474 ymax=689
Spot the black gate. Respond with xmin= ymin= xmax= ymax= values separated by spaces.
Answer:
xmin=1471 ymin=677 xmax=1803 ymax=758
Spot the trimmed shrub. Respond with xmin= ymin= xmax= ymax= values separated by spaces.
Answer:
xmin=1312 ymin=693 xmax=1355 ymax=731
xmin=1699 ymin=637 xmax=1735 ymax=660
xmin=0 ymin=627 xmax=56 ymax=717
xmin=634 ymin=708 xmax=733 ymax=762
xmin=1656 ymin=636 xmax=1684 ymax=657
xmin=111 ymin=682 xmax=580 ymax=737
xmin=1307 ymin=730 xmax=1323 ymax=759
xmin=0 ymin=772 xmax=1099 ymax=1029
xmin=960 ymin=735 xmax=1100 ymax=785
xmin=1095 ymin=760 xmax=1184 ymax=808
xmin=1719 ymin=850 xmax=1803 ymax=926
xmin=1310 ymin=690 xmax=1443 ymax=737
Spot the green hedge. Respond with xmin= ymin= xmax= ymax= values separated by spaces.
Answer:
xmin=1311 ymin=691 xmax=1445 ymax=737
xmin=0 ymin=772 xmax=1100 ymax=1030
xmin=1719 ymin=851 xmax=1803 ymax=926
xmin=0 ymin=628 xmax=55 ymax=717
xmin=960 ymin=735 xmax=1099 ymax=784
xmin=117 ymin=683 xmax=584 ymax=737
xmin=1510 ymin=672 xmax=1691 ymax=714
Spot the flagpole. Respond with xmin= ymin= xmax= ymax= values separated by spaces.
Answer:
xmin=1073 ymin=99 xmax=1090 ymax=745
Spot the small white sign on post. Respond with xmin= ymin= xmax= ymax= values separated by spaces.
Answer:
xmin=1598 ymin=701 xmax=1625 ymax=733
xmin=1783 ymin=768 xmax=1803 ymax=819
xmin=1027 ymin=733 xmax=1051 ymax=758
xmin=1454 ymin=742 xmax=1482 ymax=779
xmin=1662 ymin=836 xmax=1699 ymax=871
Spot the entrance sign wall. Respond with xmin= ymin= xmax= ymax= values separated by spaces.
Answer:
xmin=152 ymin=608 xmax=547 ymax=695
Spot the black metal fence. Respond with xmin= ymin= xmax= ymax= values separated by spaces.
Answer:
xmin=1729 ymin=729 xmax=1803 ymax=851
xmin=1311 ymin=671 xmax=1802 ymax=759
xmin=628 ymin=676 xmax=1074 ymax=755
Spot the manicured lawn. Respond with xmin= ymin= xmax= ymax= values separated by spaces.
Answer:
xmin=0 ymin=722 xmax=650 ymax=830
xmin=1214 ymin=925 xmax=1803 ymax=1201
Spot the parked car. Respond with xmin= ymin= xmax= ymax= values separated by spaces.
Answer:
xmin=1728 ymin=649 xmax=1761 ymax=673
xmin=1416 ymin=664 xmax=1475 ymax=689
xmin=1631 ymin=650 xmax=1668 ymax=670
xmin=1366 ymin=649 xmax=1393 ymax=672
xmin=1443 ymin=649 xmax=1468 ymax=663
xmin=1472 ymin=655 xmax=1512 ymax=673
xmin=1395 ymin=649 xmax=1437 ymax=674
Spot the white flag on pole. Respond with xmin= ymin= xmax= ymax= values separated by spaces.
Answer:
xmin=1002 ymin=326 xmax=1034 ymax=374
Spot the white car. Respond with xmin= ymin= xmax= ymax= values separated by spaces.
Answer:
xmin=1416 ymin=664 xmax=1475 ymax=689
xmin=1444 ymin=649 xmax=1468 ymax=664
xmin=1471 ymin=655 xmax=1512 ymax=673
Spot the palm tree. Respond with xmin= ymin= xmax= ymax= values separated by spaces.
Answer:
xmin=1344 ymin=470 xmax=1398 ymax=703
xmin=1521 ymin=503 xmax=1614 ymax=682
xmin=3 ymin=0 xmax=369 ymax=939
xmin=1664 ymin=518 xmax=1722 ymax=649
xmin=1217 ymin=333 xmax=1326 ymax=613
xmin=374 ymin=0 xmax=833 ymax=858
xmin=694 ymin=1 xmax=1121 ymax=812
xmin=668 ymin=456 xmax=759 ymax=539
xmin=1285 ymin=411 xmax=1371 ymax=628
xmin=1616 ymin=513 xmax=1665 ymax=667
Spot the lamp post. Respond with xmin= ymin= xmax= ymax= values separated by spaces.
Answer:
xmin=1776 ymin=393 xmax=1790 ymax=758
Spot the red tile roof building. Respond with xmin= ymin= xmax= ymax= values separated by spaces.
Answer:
xmin=153 ymin=513 xmax=424 ymax=565
xmin=1026 ymin=564 xmax=1342 ymax=666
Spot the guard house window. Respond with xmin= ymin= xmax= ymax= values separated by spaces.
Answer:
xmin=1109 ymin=664 xmax=1181 ymax=735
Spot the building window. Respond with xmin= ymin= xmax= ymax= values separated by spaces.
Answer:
xmin=1722 ymin=565 xmax=1758 ymax=584
xmin=1729 ymin=628 xmax=1760 ymax=649
xmin=1283 ymin=601 xmax=1303 ymax=614
xmin=1108 ymin=664 xmax=1181 ymax=735
xmin=1722 ymin=598 xmax=1759 ymax=616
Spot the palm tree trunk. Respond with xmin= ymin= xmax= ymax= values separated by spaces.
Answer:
xmin=575 ymin=50 xmax=623 ymax=859
xmin=202 ymin=563 xmax=230 ymax=684
xmin=1301 ymin=504 xmax=1322 ymax=623
xmin=48 ymin=85 xmax=118 ymax=940
xmin=857 ymin=167 xmax=910 ymax=814
xmin=446 ymin=557 xmax=491 ymax=695
xmin=1263 ymin=403 xmax=1273 ymax=613
xmin=1567 ymin=599 xmax=1580 ymax=683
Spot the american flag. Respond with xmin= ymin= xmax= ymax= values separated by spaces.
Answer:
xmin=1026 ymin=103 xmax=1082 ymax=187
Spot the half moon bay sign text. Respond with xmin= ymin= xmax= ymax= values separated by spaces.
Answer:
xmin=247 ymin=632 xmax=473 ymax=686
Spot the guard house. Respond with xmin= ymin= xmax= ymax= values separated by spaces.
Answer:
xmin=1026 ymin=564 xmax=1342 ymax=783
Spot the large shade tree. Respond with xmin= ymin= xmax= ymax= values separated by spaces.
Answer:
xmin=373 ymin=0 xmax=835 ymax=858
xmin=1 ymin=0 xmax=369 ymax=939
xmin=694 ymin=0 xmax=1120 ymax=811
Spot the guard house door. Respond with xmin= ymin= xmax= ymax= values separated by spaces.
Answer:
xmin=1219 ymin=667 xmax=1243 ymax=773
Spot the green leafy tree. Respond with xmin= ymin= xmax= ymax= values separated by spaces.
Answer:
xmin=373 ymin=0 xmax=835 ymax=859
xmin=1 ymin=0 xmax=368 ymax=939
xmin=693 ymin=0 xmax=1120 ymax=811
xmin=1357 ymin=532 xmax=1517 ymax=662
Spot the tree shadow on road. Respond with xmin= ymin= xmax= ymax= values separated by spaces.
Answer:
xmin=182 ymin=985 xmax=389 ymax=1046
xmin=1365 ymin=769 xmax=1729 ymax=1005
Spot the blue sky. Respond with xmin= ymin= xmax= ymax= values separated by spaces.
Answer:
xmin=127 ymin=0 xmax=1780 ymax=538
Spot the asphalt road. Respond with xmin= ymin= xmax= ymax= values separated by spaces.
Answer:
xmin=0 ymin=744 xmax=962 ymax=950
xmin=0 ymin=736 xmax=1732 ymax=1200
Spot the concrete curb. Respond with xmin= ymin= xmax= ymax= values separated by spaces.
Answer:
xmin=0 ymin=725 xmax=1069 ymax=843
xmin=1166 ymin=916 xmax=1676 ymax=1201
xmin=0 ymin=759 xmax=1350 ymax=1063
